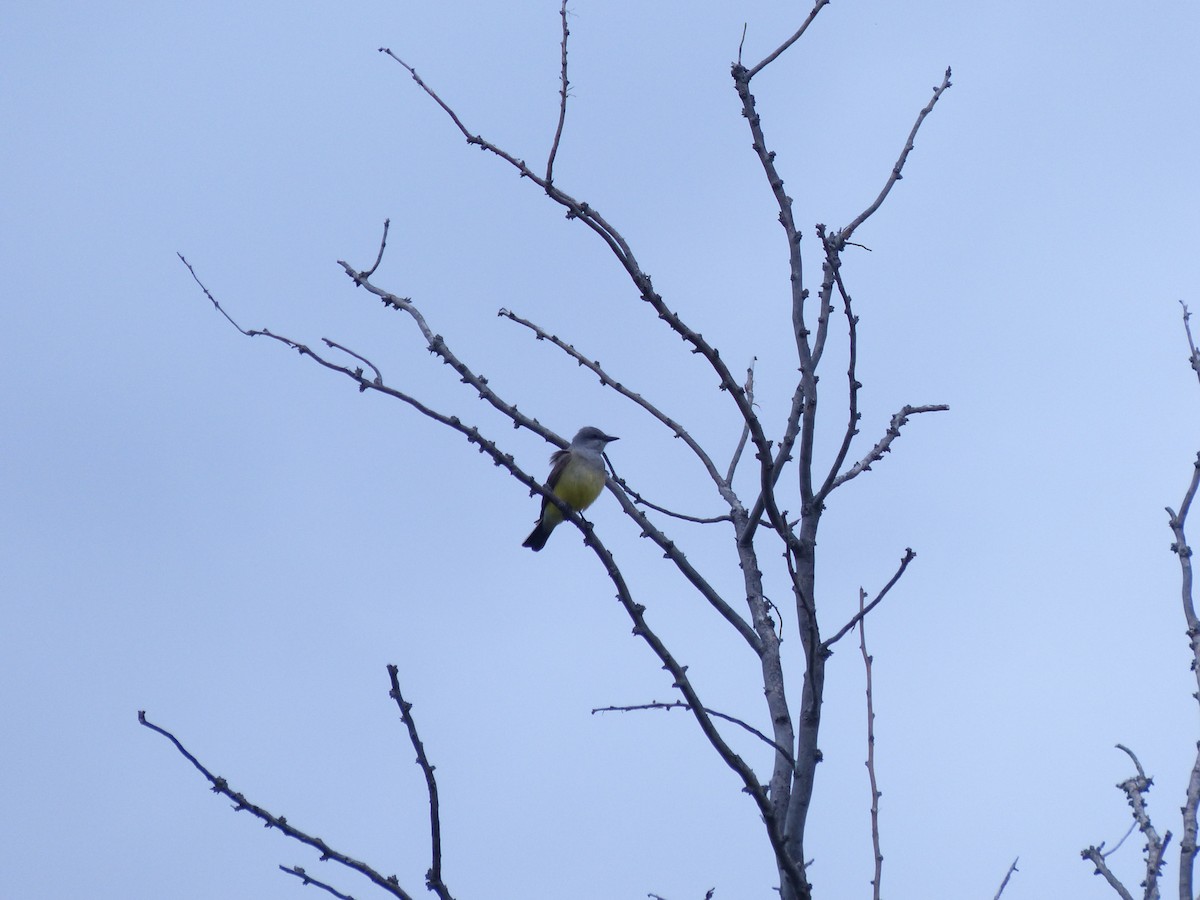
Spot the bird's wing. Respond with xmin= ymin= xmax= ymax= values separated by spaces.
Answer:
xmin=541 ymin=448 xmax=572 ymax=512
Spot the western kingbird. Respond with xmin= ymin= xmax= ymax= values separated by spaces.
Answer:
xmin=522 ymin=426 xmax=619 ymax=551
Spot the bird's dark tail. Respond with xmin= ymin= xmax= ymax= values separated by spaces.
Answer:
xmin=522 ymin=522 xmax=551 ymax=551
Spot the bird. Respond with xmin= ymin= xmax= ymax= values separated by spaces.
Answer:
xmin=522 ymin=426 xmax=619 ymax=551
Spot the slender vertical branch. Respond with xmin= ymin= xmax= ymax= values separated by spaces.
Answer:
xmin=815 ymin=230 xmax=862 ymax=500
xmin=726 ymin=362 xmax=756 ymax=483
xmin=1180 ymin=301 xmax=1200 ymax=385
xmin=545 ymin=0 xmax=570 ymax=184
xmin=859 ymin=588 xmax=883 ymax=900
xmin=1168 ymin=303 xmax=1200 ymax=898
xmin=387 ymin=666 xmax=454 ymax=900
xmin=1166 ymin=325 xmax=1200 ymax=899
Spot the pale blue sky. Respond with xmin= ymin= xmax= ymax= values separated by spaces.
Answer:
xmin=3 ymin=2 xmax=1199 ymax=898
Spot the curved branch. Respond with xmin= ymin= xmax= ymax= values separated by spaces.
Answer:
xmin=592 ymin=700 xmax=795 ymax=768
xmin=139 ymin=712 xmax=417 ymax=900
xmin=835 ymin=68 xmax=953 ymax=246
xmin=387 ymin=667 xmax=454 ymax=900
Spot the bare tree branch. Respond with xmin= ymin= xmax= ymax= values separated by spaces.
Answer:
xmin=823 ymin=405 xmax=949 ymax=498
xmin=725 ymin=362 xmax=756 ymax=484
xmin=605 ymin=470 xmax=730 ymax=525
xmin=991 ymin=858 xmax=1019 ymax=900
xmin=362 ymin=218 xmax=390 ymax=281
xmin=1182 ymin=744 xmax=1200 ymax=900
xmin=1086 ymin=306 xmax=1200 ymax=900
xmin=822 ymin=549 xmax=916 ymax=651
xmin=1166 ymin=332 xmax=1200 ymax=897
xmin=498 ymin=307 xmax=730 ymax=493
xmin=387 ymin=666 xmax=454 ymax=900
xmin=545 ymin=0 xmax=570 ymax=184
xmin=592 ymin=701 xmax=794 ymax=768
xmin=743 ymin=0 xmax=830 ymax=81
xmin=814 ymin=235 xmax=864 ymax=503
xmin=1180 ymin=301 xmax=1200 ymax=385
xmin=138 ymin=712 xmax=417 ymax=900
xmin=279 ymin=866 xmax=358 ymax=900
xmin=834 ymin=68 xmax=953 ymax=246
xmin=1080 ymin=844 xmax=1136 ymax=900
xmin=1082 ymin=745 xmax=1171 ymax=900
xmin=858 ymin=588 xmax=883 ymax=900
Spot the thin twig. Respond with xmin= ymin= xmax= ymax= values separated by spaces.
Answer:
xmin=279 ymin=866 xmax=358 ymax=900
xmin=823 ymin=550 xmax=916 ymax=650
xmin=138 ymin=712 xmax=416 ymax=900
xmin=180 ymin=253 xmax=254 ymax=335
xmin=362 ymin=219 xmax=390 ymax=280
xmin=991 ymin=858 xmax=1019 ymax=900
xmin=726 ymin=362 xmax=756 ymax=483
xmin=546 ymin=0 xmax=570 ymax=184
xmin=814 ymin=230 xmax=863 ymax=504
xmin=322 ymin=339 xmax=383 ymax=388
xmin=387 ymin=666 xmax=454 ymax=900
xmin=1105 ymin=820 xmax=1139 ymax=857
xmin=823 ymin=405 xmax=949 ymax=499
xmin=593 ymin=701 xmax=794 ymax=769
xmin=859 ymin=588 xmax=883 ymax=900
xmin=744 ymin=0 xmax=831 ymax=81
xmin=835 ymin=68 xmax=953 ymax=246
xmin=607 ymin=471 xmax=730 ymax=525
xmin=1181 ymin=301 xmax=1200 ymax=385
xmin=497 ymin=307 xmax=731 ymax=493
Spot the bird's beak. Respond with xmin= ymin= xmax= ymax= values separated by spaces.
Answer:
xmin=605 ymin=435 xmax=619 ymax=442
